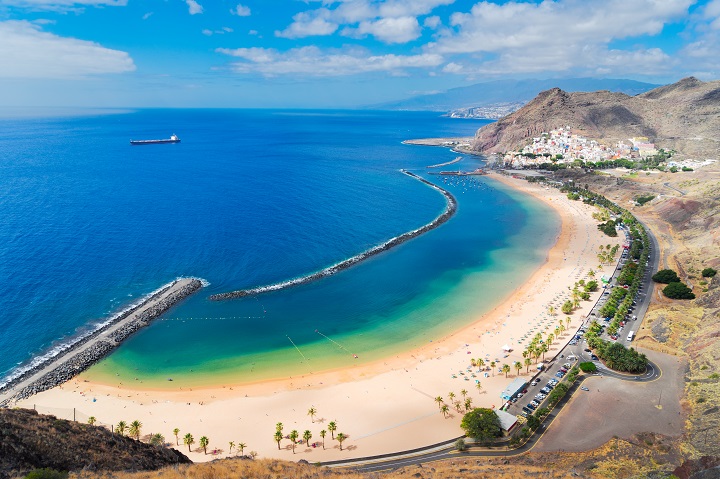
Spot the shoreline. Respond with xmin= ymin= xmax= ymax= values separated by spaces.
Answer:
xmin=209 ymin=170 xmax=457 ymax=300
xmin=0 ymin=278 xmax=203 ymax=407
xmin=16 ymin=172 xmax=623 ymax=462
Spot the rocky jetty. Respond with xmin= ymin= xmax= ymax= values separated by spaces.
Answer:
xmin=210 ymin=171 xmax=457 ymax=300
xmin=0 ymin=279 xmax=203 ymax=406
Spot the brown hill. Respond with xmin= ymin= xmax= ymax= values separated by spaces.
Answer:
xmin=473 ymin=77 xmax=720 ymax=158
xmin=0 ymin=408 xmax=190 ymax=479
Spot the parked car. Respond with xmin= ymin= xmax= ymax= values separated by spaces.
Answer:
xmin=591 ymin=354 xmax=599 ymax=360
xmin=526 ymin=403 xmax=536 ymax=410
xmin=530 ymin=380 xmax=539 ymax=386
xmin=555 ymin=371 xmax=565 ymax=378
xmin=540 ymin=387 xmax=551 ymax=394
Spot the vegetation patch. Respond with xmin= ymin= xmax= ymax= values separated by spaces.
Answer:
xmin=652 ymin=269 xmax=681 ymax=284
xmin=663 ymin=282 xmax=696 ymax=300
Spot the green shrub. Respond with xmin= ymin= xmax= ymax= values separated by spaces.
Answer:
xmin=25 ymin=469 xmax=68 ymax=479
xmin=663 ymin=282 xmax=696 ymax=299
xmin=579 ymin=362 xmax=597 ymax=373
xmin=460 ymin=408 xmax=503 ymax=441
xmin=652 ymin=269 xmax=680 ymax=284
xmin=635 ymin=194 xmax=655 ymax=206
xmin=455 ymin=438 xmax=467 ymax=451
xmin=702 ymin=267 xmax=717 ymax=278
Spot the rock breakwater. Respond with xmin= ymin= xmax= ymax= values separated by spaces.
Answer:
xmin=0 ymin=278 xmax=203 ymax=407
xmin=210 ymin=171 xmax=457 ymax=301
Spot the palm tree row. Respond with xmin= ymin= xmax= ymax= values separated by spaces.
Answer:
xmin=274 ymin=420 xmax=345 ymax=452
xmin=435 ymin=389 xmax=477 ymax=417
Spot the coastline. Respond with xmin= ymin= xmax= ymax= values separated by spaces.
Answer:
xmin=16 ymin=172 xmax=623 ymax=462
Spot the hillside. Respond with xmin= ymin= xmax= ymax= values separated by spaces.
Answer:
xmin=373 ymin=78 xmax=659 ymax=111
xmin=0 ymin=408 xmax=190 ymax=479
xmin=472 ymin=77 xmax=720 ymax=159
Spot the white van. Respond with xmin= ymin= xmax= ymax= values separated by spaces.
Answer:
xmin=627 ymin=331 xmax=635 ymax=342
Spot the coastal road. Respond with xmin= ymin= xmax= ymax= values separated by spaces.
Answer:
xmin=0 ymin=278 xmax=200 ymax=406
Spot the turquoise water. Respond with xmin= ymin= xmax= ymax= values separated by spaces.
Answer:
xmin=0 ymin=109 xmax=559 ymax=387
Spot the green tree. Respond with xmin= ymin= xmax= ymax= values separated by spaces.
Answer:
xmin=490 ymin=361 xmax=496 ymax=376
xmin=24 ymin=469 xmax=68 ymax=479
xmin=476 ymin=358 xmax=485 ymax=370
xmin=702 ymin=267 xmax=717 ymax=278
xmin=238 ymin=442 xmax=246 ymax=456
xmin=336 ymin=432 xmax=347 ymax=450
xmin=320 ymin=430 xmax=327 ymax=449
xmin=199 ymin=436 xmax=209 ymax=454
xmin=434 ymin=396 xmax=444 ymax=409
xmin=561 ymin=300 xmax=574 ymax=314
xmin=276 ymin=422 xmax=283 ymax=433
xmin=183 ymin=433 xmax=194 ymax=453
xmin=455 ymin=438 xmax=467 ymax=451
xmin=328 ymin=421 xmax=337 ymax=439
xmin=514 ymin=361 xmax=522 ymax=377
xmin=460 ymin=408 xmax=503 ymax=441
xmin=303 ymin=430 xmax=312 ymax=447
xmin=116 ymin=421 xmax=127 ymax=436
xmin=173 ymin=428 xmax=180 ymax=445
xmin=228 ymin=441 xmax=235 ymax=454
xmin=87 ymin=416 xmax=96 ymax=426
xmin=289 ymin=430 xmax=299 ymax=454
xmin=129 ymin=420 xmax=142 ymax=440
xmin=501 ymin=364 xmax=511 ymax=378
xmin=307 ymin=406 xmax=317 ymax=423
xmin=652 ymin=269 xmax=680 ymax=284
xmin=448 ymin=391 xmax=456 ymax=402
xmin=524 ymin=357 xmax=532 ymax=373
xmin=579 ymin=361 xmax=597 ymax=373
xmin=540 ymin=343 xmax=549 ymax=362
xmin=460 ymin=389 xmax=468 ymax=400
xmin=475 ymin=382 xmax=483 ymax=394
xmin=464 ymin=397 xmax=473 ymax=412
xmin=663 ymin=282 xmax=695 ymax=299
xmin=440 ymin=404 xmax=450 ymax=418
xmin=149 ymin=433 xmax=165 ymax=446
xmin=274 ymin=430 xmax=283 ymax=450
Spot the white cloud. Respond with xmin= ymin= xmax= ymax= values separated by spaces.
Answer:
xmin=276 ymin=11 xmax=338 ymax=38
xmin=248 ymin=29 xmax=258 ymax=35
xmin=231 ymin=3 xmax=251 ymax=16
xmin=442 ymin=61 xmax=462 ymax=73
xmin=423 ymin=15 xmax=441 ymax=29
xmin=202 ymin=29 xmax=212 ymax=36
xmin=203 ymin=27 xmax=233 ymax=36
xmin=142 ymin=12 xmax=153 ymax=20
xmin=348 ymin=16 xmax=420 ymax=43
xmin=275 ymin=0 xmax=454 ymax=43
xmin=0 ymin=20 xmax=135 ymax=78
xmin=185 ymin=0 xmax=203 ymax=15
xmin=0 ymin=0 xmax=126 ymax=12
xmin=216 ymin=45 xmax=443 ymax=76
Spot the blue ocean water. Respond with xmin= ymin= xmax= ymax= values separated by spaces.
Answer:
xmin=0 ymin=109 xmax=559 ymax=386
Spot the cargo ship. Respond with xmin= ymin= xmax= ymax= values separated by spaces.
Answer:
xmin=130 ymin=134 xmax=180 ymax=145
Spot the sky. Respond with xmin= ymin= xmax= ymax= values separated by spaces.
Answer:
xmin=0 ymin=0 xmax=719 ymax=108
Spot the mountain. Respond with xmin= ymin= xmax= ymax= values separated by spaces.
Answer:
xmin=373 ymin=78 xmax=660 ymax=112
xmin=472 ymin=77 xmax=720 ymax=158
xmin=0 ymin=408 xmax=191 ymax=479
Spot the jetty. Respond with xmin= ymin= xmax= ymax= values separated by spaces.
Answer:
xmin=0 ymin=278 xmax=203 ymax=407
xmin=210 ymin=171 xmax=457 ymax=301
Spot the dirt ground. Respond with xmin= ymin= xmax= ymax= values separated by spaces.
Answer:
xmin=533 ymin=349 xmax=686 ymax=452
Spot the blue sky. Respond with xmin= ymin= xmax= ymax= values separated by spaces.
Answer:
xmin=0 ymin=0 xmax=718 ymax=108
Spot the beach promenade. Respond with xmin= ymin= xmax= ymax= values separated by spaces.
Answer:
xmin=15 ymin=174 xmax=624 ymax=462
xmin=0 ymin=278 xmax=202 ymax=407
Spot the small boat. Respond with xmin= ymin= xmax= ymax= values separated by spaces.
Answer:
xmin=130 ymin=134 xmax=181 ymax=145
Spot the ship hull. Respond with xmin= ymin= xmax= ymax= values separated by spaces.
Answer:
xmin=130 ymin=139 xmax=181 ymax=145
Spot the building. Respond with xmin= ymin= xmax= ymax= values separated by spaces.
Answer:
xmin=495 ymin=408 xmax=519 ymax=434
xmin=500 ymin=377 xmax=527 ymax=401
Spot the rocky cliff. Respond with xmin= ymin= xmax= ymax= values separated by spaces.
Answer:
xmin=473 ymin=77 xmax=720 ymax=159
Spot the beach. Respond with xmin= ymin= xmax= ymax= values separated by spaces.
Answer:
xmin=16 ymin=173 xmax=622 ymax=461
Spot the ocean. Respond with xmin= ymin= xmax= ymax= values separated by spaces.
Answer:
xmin=0 ymin=109 xmax=560 ymax=387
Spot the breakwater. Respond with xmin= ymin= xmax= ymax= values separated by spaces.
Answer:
xmin=0 ymin=278 xmax=203 ymax=407
xmin=210 ymin=171 xmax=457 ymax=301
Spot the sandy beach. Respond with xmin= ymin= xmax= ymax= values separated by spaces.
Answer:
xmin=17 ymin=173 xmax=622 ymax=462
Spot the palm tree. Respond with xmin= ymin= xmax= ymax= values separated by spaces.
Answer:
xmin=289 ymin=430 xmax=299 ymax=454
xmin=199 ymin=436 xmax=209 ymax=455
xmin=540 ymin=343 xmax=549 ymax=361
xmin=547 ymin=333 xmax=554 ymax=345
xmin=460 ymin=389 xmax=468 ymax=400
xmin=303 ymin=430 xmax=312 ymax=447
xmin=490 ymin=361 xmax=496 ymax=376
xmin=238 ymin=442 xmax=246 ymax=456
xmin=184 ymin=433 xmax=194 ymax=453
xmin=566 ymin=316 xmax=572 ymax=331
xmin=470 ymin=358 xmax=477 ymax=368
xmin=521 ymin=350 xmax=528 ymax=360
xmin=129 ymin=420 xmax=142 ymax=440
xmin=434 ymin=396 xmax=444 ymax=410
xmin=336 ymin=433 xmax=347 ymax=451
xmin=524 ymin=357 xmax=532 ymax=373
xmin=448 ymin=391 xmax=456 ymax=403
xmin=588 ymin=269 xmax=596 ymax=278
xmin=228 ymin=441 xmax=235 ymax=454
xmin=476 ymin=358 xmax=485 ymax=370
xmin=533 ymin=347 xmax=542 ymax=364
xmin=274 ymin=430 xmax=283 ymax=450
xmin=173 ymin=428 xmax=180 ymax=445
xmin=150 ymin=433 xmax=164 ymax=446
xmin=475 ymin=382 xmax=482 ymax=394
xmin=501 ymin=364 xmax=511 ymax=378
xmin=276 ymin=422 xmax=284 ymax=433
xmin=440 ymin=404 xmax=450 ymax=418
xmin=454 ymin=401 xmax=463 ymax=413
xmin=116 ymin=421 xmax=127 ymax=436
xmin=464 ymin=397 xmax=472 ymax=412
xmin=88 ymin=416 xmax=96 ymax=426
xmin=328 ymin=421 xmax=337 ymax=439
xmin=548 ymin=305 xmax=555 ymax=317
xmin=320 ymin=430 xmax=327 ymax=449
xmin=307 ymin=406 xmax=317 ymax=423
xmin=572 ymin=297 xmax=580 ymax=310
xmin=514 ymin=361 xmax=522 ymax=377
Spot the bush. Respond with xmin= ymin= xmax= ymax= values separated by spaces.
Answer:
xmin=579 ymin=361 xmax=597 ymax=373
xmin=460 ymin=408 xmax=503 ymax=441
xmin=584 ymin=280 xmax=599 ymax=292
xmin=598 ymin=220 xmax=617 ymax=237
xmin=25 ymin=469 xmax=68 ymax=479
xmin=635 ymin=194 xmax=655 ymax=206
xmin=663 ymin=282 xmax=696 ymax=299
xmin=455 ymin=438 xmax=467 ymax=451
xmin=702 ymin=267 xmax=717 ymax=278
xmin=652 ymin=269 xmax=680 ymax=284
xmin=594 ymin=341 xmax=648 ymax=373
